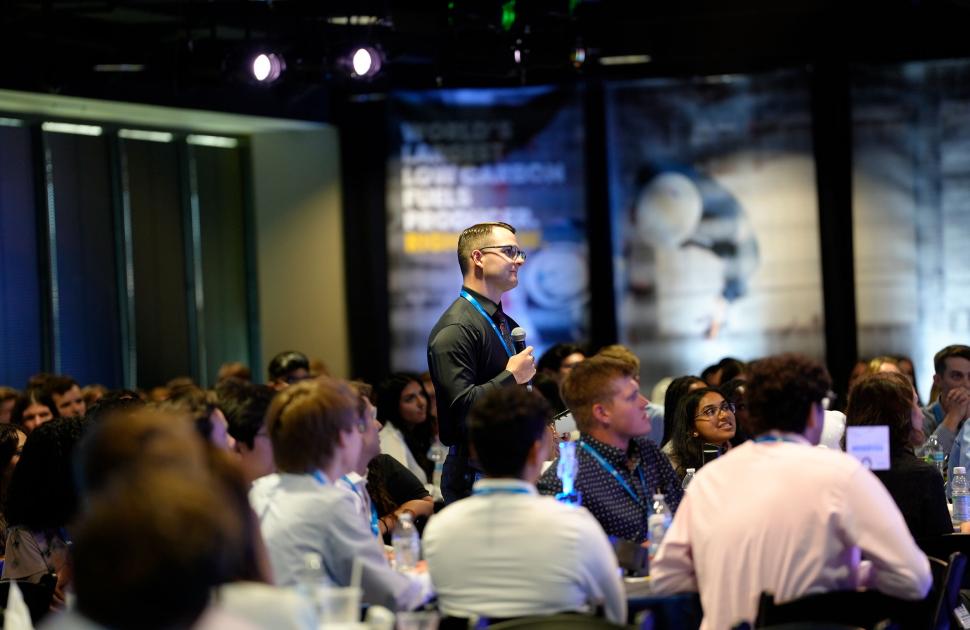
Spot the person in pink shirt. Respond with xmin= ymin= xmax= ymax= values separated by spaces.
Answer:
xmin=651 ymin=353 xmax=932 ymax=630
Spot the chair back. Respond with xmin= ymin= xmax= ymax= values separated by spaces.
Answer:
xmin=929 ymin=552 xmax=967 ymax=630
xmin=487 ymin=613 xmax=626 ymax=629
xmin=919 ymin=535 xmax=970 ymax=588
xmin=755 ymin=591 xmax=906 ymax=629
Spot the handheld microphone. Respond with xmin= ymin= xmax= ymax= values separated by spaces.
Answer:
xmin=510 ymin=327 xmax=533 ymax=392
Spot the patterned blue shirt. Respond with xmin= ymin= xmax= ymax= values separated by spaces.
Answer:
xmin=537 ymin=433 xmax=683 ymax=543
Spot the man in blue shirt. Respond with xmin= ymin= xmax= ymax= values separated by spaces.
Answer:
xmin=538 ymin=355 xmax=683 ymax=543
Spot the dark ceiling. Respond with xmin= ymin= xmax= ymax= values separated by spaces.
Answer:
xmin=4 ymin=0 xmax=970 ymax=122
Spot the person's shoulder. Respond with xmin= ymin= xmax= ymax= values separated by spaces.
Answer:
xmin=799 ymin=444 xmax=871 ymax=477
xmin=429 ymin=298 xmax=472 ymax=332
xmin=423 ymin=498 xmax=474 ymax=537
xmin=248 ymin=472 xmax=281 ymax=501
xmin=635 ymin=436 xmax=666 ymax=459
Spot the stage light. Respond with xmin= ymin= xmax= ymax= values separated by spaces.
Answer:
xmin=348 ymin=46 xmax=382 ymax=79
xmin=598 ymin=54 xmax=652 ymax=66
xmin=571 ymin=47 xmax=587 ymax=68
xmin=250 ymin=52 xmax=285 ymax=83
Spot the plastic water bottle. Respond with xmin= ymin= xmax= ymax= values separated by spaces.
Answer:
xmin=391 ymin=512 xmax=420 ymax=571
xmin=647 ymin=494 xmax=672 ymax=559
xmin=952 ymin=467 xmax=970 ymax=530
xmin=924 ymin=434 xmax=947 ymax=478
xmin=427 ymin=439 xmax=448 ymax=490
xmin=682 ymin=468 xmax=696 ymax=490
xmin=294 ymin=552 xmax=326 ymax=623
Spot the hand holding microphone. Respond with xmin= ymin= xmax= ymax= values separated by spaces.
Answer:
xmin=508 ymin=327 xmax=536 ymax=390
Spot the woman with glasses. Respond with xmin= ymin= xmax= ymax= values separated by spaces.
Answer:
xmin=662 ymin=387 xmax=737 ymax=481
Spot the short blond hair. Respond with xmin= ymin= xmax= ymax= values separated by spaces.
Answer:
xmin=562 ymin=356 xmax=636 ymax=432
xmin=456 ymin=222 xmax=516 ymax=276
xmin=266 ymin=377 xmax=358 ymax=473
xmin=596 ymin=344 xmax=640 ymax=376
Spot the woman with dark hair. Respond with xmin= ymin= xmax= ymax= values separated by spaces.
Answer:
xmin=843 ymin=372 xmax=951 ymax=539
xmin=10 ymin=387 xmax=54 ymax=434
xmin=377 ymin=374 xmax=436 ymax=491
xmin=660 ymin=375 xmax=706 ymax=448
xmin=0 ymin=424 xmax=26 ymax=555
xmin=662 ymin=387 xmax=736 ymax=480
xmin=3 ymin=417 xmax=88 ymax=611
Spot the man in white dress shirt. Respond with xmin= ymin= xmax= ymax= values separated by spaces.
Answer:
xmin=249 ymin=377 xmax=431 ymax=611
xmin=651 ymin=354 xmax=932 ymax=630
xmin=423 ymin=386 xmax=626 ymax=624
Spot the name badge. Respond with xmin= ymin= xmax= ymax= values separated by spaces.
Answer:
xmin=845 ymin=425 xmax=890 ymax=471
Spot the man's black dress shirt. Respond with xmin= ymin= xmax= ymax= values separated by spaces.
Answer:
xmin=427 ymin=286 xmax=518 ymax=447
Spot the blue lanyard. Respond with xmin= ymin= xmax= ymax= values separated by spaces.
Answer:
xmin=753 ymin=435 xmax=799 ymax=444
xmin=460 ymin=289 xmax=513 ymax=357
xmin=312 ymin=470 xmax=328 ymax=486
xmin=472 ymin=486 xmax=532 ymax=496
xmin=342 ymin=475 xmax=381 ymax=537
xmin=578 ymin=441 xmax=648 ymax=509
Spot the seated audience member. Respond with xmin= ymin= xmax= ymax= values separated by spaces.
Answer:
xmin=425 ymin=387 xmax=626 ymax=623
xmin=74 ymin=408 xmax=313 ymax=630
xmin=3 ymin=418 xmax=89 ymax=612
xmin=662 ymin=387 xmax=736 ymax=480
xmin=217 ymin=361 xmax=252 ymax=384
xmin=343 ymin=381 xmax=433 ymax=541
xmin=41 ymin=375 xmax=86 ymax=419
xmin=651 ymin=354 xmax=932 ymax=630
xmin=595 ymin=344 xmax=663 ymax=444
xmin=0 ymin=424 xmax=26 ymax=555
xmin=537 ymin=357 xmax=683 ymax=543
xmin=46 ymin=469 xmax=245 ymax=630
xmin=719 ymin=378 xmax=751 ymax=445
xmin=924 ymin=345 xmax=970 ymax=460
xmin=218 ymin=379 xmax=277 ymax=483
xmin=377 ymin=374 xmax=436 ymax=493
xmin=161 ymin=386 xmax=235 ymax=452
xmin=660 ymin=375 xmax=706 ymax=448
xmin=83 ymin=392 xmax=145 ymax=426
xmin=843 ymin=372 xmax=951 ymax=540
xmin=893 ymin=354 xmax=921 ymax=405
xmin=0 ymin=386 xmax=19 ymax=424
xmin=267 ymin=351 xmax=311 ymax=390
xmin=419 ymin=371 xmax=438 ymax=424
xmin=11 ymin=387 xmax=54 ymax=434
xmin=535 ymin=343 xmax=586 ymax=413
xmin=81 ymin=384 xmax=107 ymax=409
xmin=249 ymin=378 xmax=430 ymax=610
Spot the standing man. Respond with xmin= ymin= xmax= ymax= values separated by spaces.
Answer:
xmin=428 ymin=222 xmax=537 ymax=504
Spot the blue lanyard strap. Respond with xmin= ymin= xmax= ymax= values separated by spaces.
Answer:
xmin=753 ymin=435 xmax=799 ymax=444
xmin=472 ymin=486 xmax=532 ymax=496
xmin=342 ymin=475 xmax=381 ymax=537
xmin=460 ymin=289 xmax=513 ymax=358
xmin=312 ymin=470 xmax=328 ymax=486
xmin=578 ymin=441 xmax=648 ymax=509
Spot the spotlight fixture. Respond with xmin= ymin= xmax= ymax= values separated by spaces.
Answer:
xmin=347 ymin=46 xmax=383 ymax=79
xmin=250 ymin=52 xmax=285 ymax=83
xmin=570 ymin=46 xmax=587 ymax=69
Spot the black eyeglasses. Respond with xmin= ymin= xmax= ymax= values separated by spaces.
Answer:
xmin=479 ymin=245 xmax=527 ymax=262
xmin=695 ymin=401 xmax=736 ymax=420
